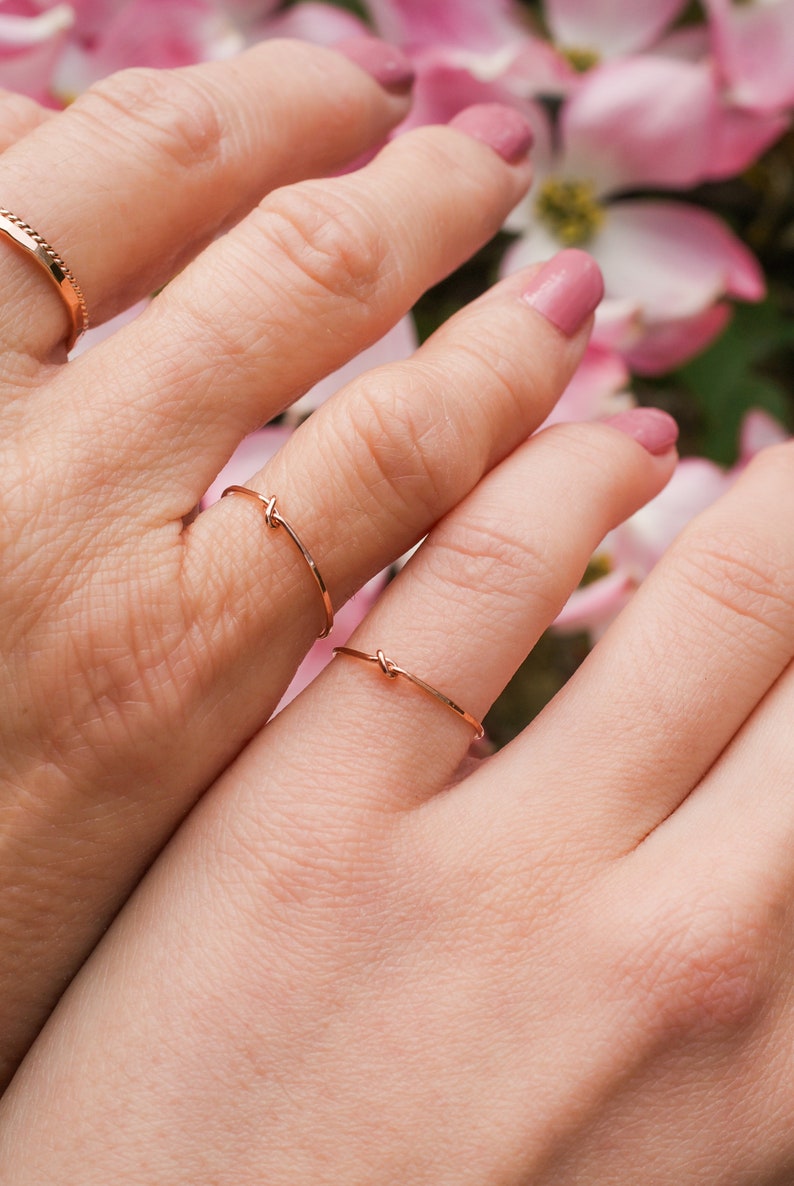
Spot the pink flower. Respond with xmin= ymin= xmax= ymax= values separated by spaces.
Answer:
xmin=503 ymin=56 xmax=768 ymax=373
xmin=276 ymin=571 xmax=387 ymax=711
xmin=705 ymin=0 xmax=794 ymax=113
xmin=544 ymin=0 xmax=689 ymax=62
xmin=555 ymin=410 xmax=791 ymax=635
xmin=0 ymin=2 xmax=73 ymax=104
xmin=541 ymin=341 xmax=632 ymax=429
xmin=49 ymin=0 xmax=368 ymax=102
xmin=238 ymin=1 xmax=365 ymax=48
xmin=53 ymin=0 xmax=243 ymax=97
xmin=364 ymin=0 xmax=527 ymax=55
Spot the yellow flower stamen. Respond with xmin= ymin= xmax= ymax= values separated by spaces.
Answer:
xmin=559 ymin=46 xmax=601 ymax=73
xmin=534 ymin=178 xmax=605 ymax=247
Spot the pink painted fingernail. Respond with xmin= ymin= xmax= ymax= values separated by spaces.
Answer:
xmin=449 ymin=103 xmax=534 ymax=164
xmin=521 ymin=249 xmax=604 ymax=336
xmin=335 ymin=36 xmax=415 ymax=94
xmin=604 ymin=407 xmax=680 ymax=455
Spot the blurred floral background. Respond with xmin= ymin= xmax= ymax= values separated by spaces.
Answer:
xmin=8 ymin=0 xmax=794 ymax=743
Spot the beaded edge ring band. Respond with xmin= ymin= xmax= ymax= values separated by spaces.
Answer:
xmin=221 ymin=486 xmax=334 ymax=639
xmin=333 ymin=646 xmax=484 ymax=739
xmin=0 ymin=208 xmax=88 ymax=351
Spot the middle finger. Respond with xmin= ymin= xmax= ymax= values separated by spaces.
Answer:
xmin=39 ymin=107 xmax=536 ymax=526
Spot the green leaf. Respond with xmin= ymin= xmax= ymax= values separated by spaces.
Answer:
xmin=675 ymin=297 xmax=794 ymax=465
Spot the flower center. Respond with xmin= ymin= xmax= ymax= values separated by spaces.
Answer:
xmin=534 ymin=178 xmax=605 ymax=247
xmin=559 ymin=45 xmax=601 ymax=72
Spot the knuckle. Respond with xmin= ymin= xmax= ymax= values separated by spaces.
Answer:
xmin=671 ymin=522 xmax=792 ymax=642
xmin=329 ymin=367 xmax=456 ymax=526
xmin=425 ymin=514 xmax=557 ymax=619
xmin=75 ymin=66 xmax=226 ymax=174
xmin=255 ymin=181 xmax=388 ymax=309
xmin=609 ymin=886 xmax=775 ymax=1042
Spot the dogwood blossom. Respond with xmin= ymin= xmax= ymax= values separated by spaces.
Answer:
xmin=705 ymin=0 xmax=794 ymax=113
xmin=502 ymin=55 xmax=771 ymax=373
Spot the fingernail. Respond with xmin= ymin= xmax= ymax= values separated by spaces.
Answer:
xmin=520 ymin=249 xmax=604 ymax=336
xmin=604 ymin=407 xmax=680 ymax=455
xmin=335 ymin=36 xmax=415 ymax=94
xmin=449 ymin=103 xmax=534 ymax=164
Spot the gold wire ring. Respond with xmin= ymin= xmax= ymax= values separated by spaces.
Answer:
xmin=333 ymin=646 xmax=484 ymax=739
xmin=221 ymin=486 xmax=334 ymax=638
xmin=0 ymin=207 xmax=88 ymax=350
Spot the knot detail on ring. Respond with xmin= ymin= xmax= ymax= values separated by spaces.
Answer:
xmin=221 ymin=486 xmax=334 ymax=639
xmin=333 ymin=646 xmax=484 ymax=739
xmin=0 ymin=207 xmax=88 ymax=350
xmin=376 ymin=649 xmax=398 ymax=678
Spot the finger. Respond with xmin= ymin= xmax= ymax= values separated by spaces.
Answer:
xmin=510 ymin=441 xmax=794 ymax=853
xmin=0 ymin=37 xmax=413 ymax=360
xmin=240 ymin=409 xmax=678 ymax=813
xmin=41 ymin=106 xmax=535 ymax=517
xmin=0 ymin=252 xmax=588 ymax=1085
xmin=643 ymin=658 xmax=794 ymax=898
xmin=0 ymin=89 xmax=52 ymax=150
xmin=185 ymin=253 xmax=603 ymax=714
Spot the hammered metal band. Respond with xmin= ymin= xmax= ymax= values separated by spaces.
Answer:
xmin=332 ymin=646 xmax=484 ymax=739
xmin=0 ymin=207 xmax=88 ymax=350
xmin=221 ymin=486 xmax=334 ymax=638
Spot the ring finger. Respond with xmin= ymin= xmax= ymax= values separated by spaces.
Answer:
xmin=224 ymin=405 xmax=679 ymax=823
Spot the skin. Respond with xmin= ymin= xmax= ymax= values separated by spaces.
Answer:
xmin=2 ymin=40 xmax=794 ymax=1185
xmin=0 ymin=42 xmax=578 ymax=1084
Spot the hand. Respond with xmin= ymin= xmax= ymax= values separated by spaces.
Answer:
xmin=6 ymin=400 xmax=794 ymax=1181
xmin=0 ymin=36 xmax=564 ymax=1084
xmin=7 ymin=366 xmax=761 ymax=1186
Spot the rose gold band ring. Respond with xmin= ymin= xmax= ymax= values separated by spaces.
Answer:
xmin=0 ymin=208 xmax=88 ymax=351
xmin=332 ymin=646 xmax=484 ymax=739
xmin=221 ymin=486 xmax=334 ymax=639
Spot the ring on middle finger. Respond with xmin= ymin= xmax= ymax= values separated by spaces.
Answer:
xmin=221 ymin=485 xmax=334 ymax=638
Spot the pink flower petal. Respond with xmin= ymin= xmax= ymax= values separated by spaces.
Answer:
xmin=561 ymin=56 xmax=720 ymax=194
xmin=201 ymin=425 xmax=293 ymax=508
xmin=556 ymin=456 xmax=733 ymax=634
xmin=366 ymin=0 xmax=525 ymax=53
xmin=277 ymin=572 xmax=388 ymax=710
xmin=591 ymin=201 xmax=764 ymax=321
xmin=0 ymin=3 xmax=73 ymax=103
xmin=251 ymin=2 xmax=366 ymax=47
xmin=613 ymin=457 xmax=731 ymax=572
xmin=213 ymin=0 xmax=282 ymax=22
xmin=554 ymin=567 xmax=633 ymax=634
xmin=546 ymin=0 xmax=688 ymax=58
xmin=500 ymin=35 xmax=577 ymax=98
xmin=705 ymin=103 xmax=789 ymax=179
xmin=653 ymin=25 xmax=711 ymax=61
xmin=68 ymin=298 xmax=150 ymax=359
xmin=76 ymin=0 xmax=240 ymax=78
xmin=291 ymin=316 xmax=418 ymax=418
xmin=739 ymin=409 xmax=791 ymax=463
xmin=397 ymin=52 xmax=547 ymax=141
xmin=617 ymin=303 xmax=732 ymax=375
xmin=541 ymin=342 xmax=632 ymax=427
xmin=706 ymin=0 xmax=794 ymax=111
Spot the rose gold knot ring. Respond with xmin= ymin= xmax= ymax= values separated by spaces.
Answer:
xmin=0 ymin=207 xmax=88 ymax=350
xmin=221 ymin=486 xmax=334 ymax=638
xmin=333 ymin=646 xmax=484 ymax=739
